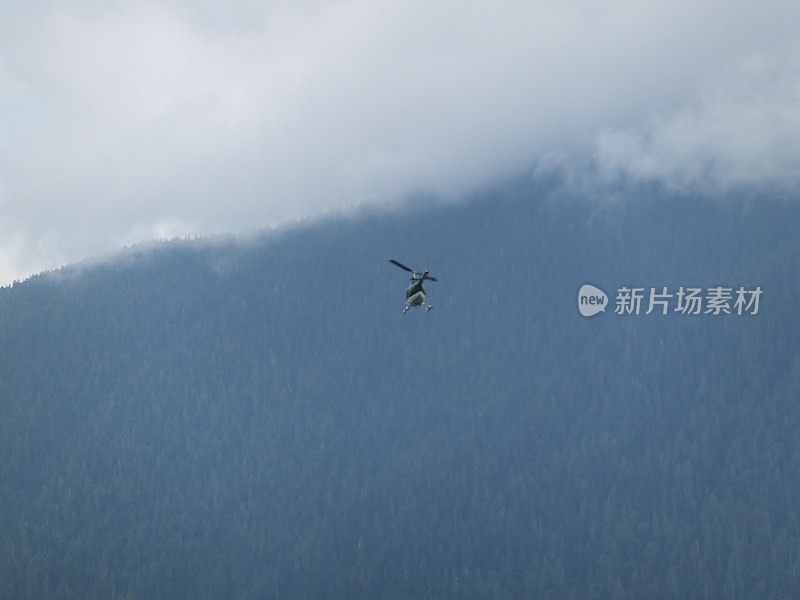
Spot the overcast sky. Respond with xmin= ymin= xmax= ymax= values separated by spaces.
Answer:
xmin=1 ymin=0 xmax=799 ymax=283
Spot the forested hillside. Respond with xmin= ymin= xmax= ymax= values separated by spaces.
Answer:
xmin=1 ymin=182 xmax=799 ymax=599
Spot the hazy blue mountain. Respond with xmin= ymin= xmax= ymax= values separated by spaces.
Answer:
xmin=1 ymin=180 xmax=799 ymax=599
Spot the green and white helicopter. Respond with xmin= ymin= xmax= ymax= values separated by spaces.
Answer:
xmin=390 ymin=259 xmax=438 ymax=314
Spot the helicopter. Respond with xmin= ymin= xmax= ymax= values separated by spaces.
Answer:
xmin=389 ymin=259 xmax=438 ymax=314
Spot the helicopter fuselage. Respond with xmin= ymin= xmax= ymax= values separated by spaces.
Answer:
xmin=405 ymin=280 xmax=426 ymax=299
xmin=403 ymin=280 xmax=429 ymax=314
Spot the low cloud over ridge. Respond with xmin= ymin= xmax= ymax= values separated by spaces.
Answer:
xmin=1 ymin=0 xmax=799 ymax=282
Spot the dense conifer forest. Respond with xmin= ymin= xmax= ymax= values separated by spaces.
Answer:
xmin=1 ymin=182 xmax=799 ymax=598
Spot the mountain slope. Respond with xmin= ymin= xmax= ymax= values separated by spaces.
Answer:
xmin=1 ymin=183 xmax=799 ymax=599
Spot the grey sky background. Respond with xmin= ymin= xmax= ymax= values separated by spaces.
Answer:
xmin=1 ymin=0 xmax=799 ymax=283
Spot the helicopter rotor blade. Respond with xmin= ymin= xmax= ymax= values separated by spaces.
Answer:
xmin=425 ymin=275 xmax=438 ymax=282
xmin=389 ymin=259 xmax=415 ymax=273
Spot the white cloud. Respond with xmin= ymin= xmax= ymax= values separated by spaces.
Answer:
xmin=596 ymin=47 xmax=800 ymax=192
xmin=1 ymin=0 xmax=799 ymax=283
